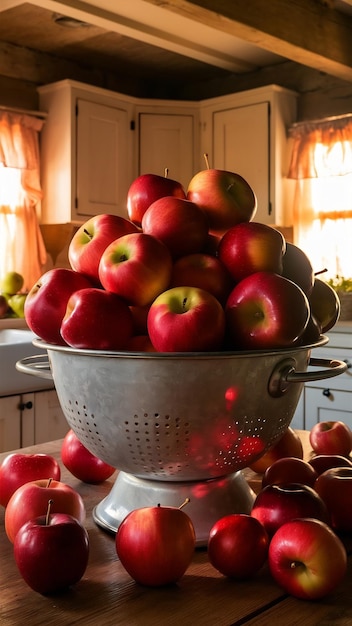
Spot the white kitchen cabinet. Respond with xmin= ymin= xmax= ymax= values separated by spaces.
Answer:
xmin=0 ymin=389 xmax=68 ymax=453
xmin=38 ymin=81 xmax=297 ymax=227
xmin=291 ymin=323 xmax=352 ymax=430
xmin=136 ymin=101 xmax=199 ymax=191
xmin=0 ymin=395 xmax=22 ymax=452
xmin=199 ymin=85 xmax=298 ymax=225
xmin=38 ymin=80 xmax=135 ymax=223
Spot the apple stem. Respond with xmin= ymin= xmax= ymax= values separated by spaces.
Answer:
xmin=46 ymin=478 xmax=53 ymax=488
xmin=203 ymin=153 xmax=210 ymax=169
xmin=314 ymin=268 xmax=328 ymax=276
xmin=164 ymin=167 xmax=169 ymax=178
xmin=45 ymin=499 xmax=54 ymax=526
xmin=83 ymin=228 xmax=93 ymax=241
xmin=178 ymin=497 xmax=190 ymax=510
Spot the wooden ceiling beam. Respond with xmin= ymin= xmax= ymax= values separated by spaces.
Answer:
xmin=144 ymin=0 xmax=352 ymax=82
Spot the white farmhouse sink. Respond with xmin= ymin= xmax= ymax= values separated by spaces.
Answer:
xmin=0 ymin=329 xmax=54 ymax=395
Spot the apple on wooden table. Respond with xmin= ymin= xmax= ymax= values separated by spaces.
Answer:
xmin=0 ymin=452 xmax=61 ymax=507
xmin=5 ymin=478 xmax=86 ymax=543
xmin=309 ymin=453 xmax=352 ymax=475
xmin=268 ymin=518 xmax=347 ymax=600
xmin=14 ymin=503 xmax=89 ymax=595
xmin=68 ymin=213 xmax=139 ymax=283
xmin=207 ymin=513 xmax=269 ymax=579
xmin=147 ymin=286 xmax=226 ymax=352
xmin=250 ymin=482 xmax=330 ymax=537
xmin=115 ymin=502 xmax=196 ymax=586
xmin=261 ymin=456 xmax=318 ymax=488
xmin=60 ymin=287 xmax=134 ymax=350
xmin=314 ymin=466 xmax=352 ymax=532
xmin=127 ymin=172 xmax=186 ymax=227
xmin=309 ymin=420 xmax=352 ymax=456
xmin=98 ymin=232 xmax=173 ymax=307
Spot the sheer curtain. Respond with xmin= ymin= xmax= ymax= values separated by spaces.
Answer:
xmin=287 ymin=116 xmax=352 ymax=279
xmin=0 ymin=111 xmax=47 ymax=291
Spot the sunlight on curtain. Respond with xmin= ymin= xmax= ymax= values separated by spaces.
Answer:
xmin=288 ymin=116 xmax=352 ymax=280
xmin=0 ymin=111 xmax=47 ymax=292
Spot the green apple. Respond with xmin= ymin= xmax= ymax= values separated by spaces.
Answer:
xmin=8 ymin=294 xmax=27 ymax=318
xmin=0 ymin=271 xmax=24 ymax=295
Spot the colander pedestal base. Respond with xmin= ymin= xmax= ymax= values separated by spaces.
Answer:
xmin=92 ymin=470 xmax=256 ymax=546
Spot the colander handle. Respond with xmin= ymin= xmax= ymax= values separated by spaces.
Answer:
xmin=286 ymin=357 xmax=348 ymax=383
xmin=268 ymin=356 xmax=348 ymax=397
xmin=16 ymin=354 xmax=53 ymax=380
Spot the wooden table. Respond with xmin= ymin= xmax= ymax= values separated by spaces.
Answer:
xmin=1 ymin=431 xmax=352 ymax=625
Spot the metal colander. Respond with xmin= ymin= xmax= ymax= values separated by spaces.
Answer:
xmin=17 ymin=336 xmax=346 ymax=544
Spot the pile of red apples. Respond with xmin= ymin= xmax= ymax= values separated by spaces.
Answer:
xmin=25 ymin=166 xmax=340 ymax=352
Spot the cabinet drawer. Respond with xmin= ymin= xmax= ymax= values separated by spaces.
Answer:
xmin=304 ymin=386 xmax=352 ymax=430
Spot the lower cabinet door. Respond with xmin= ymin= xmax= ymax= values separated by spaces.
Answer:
xmin=0 ymin=395 xmax=21 ymax=452
xmin=34 ymin=390 xmax=69 ymax=445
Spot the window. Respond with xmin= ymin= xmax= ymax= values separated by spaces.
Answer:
xmin=288 ymin=116 xmax=352 ymax=280
xmin=0 ymin=111 xmax=47 ymax=291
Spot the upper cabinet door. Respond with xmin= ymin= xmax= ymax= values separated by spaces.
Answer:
xmin=213 ymin=102 xmax=270 ymax=224
xmin=76 ymin=99 xmax=129 ymax=219
xmin=138 ymin=113 xmax=195 ymax=191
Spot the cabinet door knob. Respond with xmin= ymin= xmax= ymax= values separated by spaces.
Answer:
xmin=19 ymin=401 xmax=33 ymax=410
xmin=322 ymin=388 xmax=331 ymax=398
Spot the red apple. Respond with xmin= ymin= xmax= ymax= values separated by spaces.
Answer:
xmin=0 ymin=453 xmax=61 ymax=508
xmin=250 ymin=483 xmax=330 ymax=537
xmin=141 ymin=196 xmax=209 ymax=259
xmin=24 ymin=268 xmax=93 ymax=345
xmin=314 ymin=467 xmax=352 ymax=532
xmin=261 ymin=457 xmax=318 ymax=488
xmin=187 ymin=168 xmax=257 ymax=236
xmin=249 ymin=427 xmax=304 ymax=474
xmin=170 ymin=252 xmax=234 ymax=305
xmin=309 ymin=278 xmax=340 ymax=333
xmin=115 ymin=503 xmax=196 ymax=586
xmin=14 ymin=507 xmax=89 ymax=594
xmin=68 ymin=213 xmax=138 ymax=283
xmin=208 ymin=514 xmax=269 ymax=579
xmin=127 ymin=172 xmax=186 ymax=227
xmin=147 ymin=286 xmax=225 ymax=352
xmin=5 ymin=478 xmax=86 ymax=543
xmin=218 ymin=222 xmax=286 ymax=283
xmin=225 ymin=272 xmax=310 ymax=350
xmin=268 ymin=518 xmax=347 ymax=600
xmin=281 ymin=242 xmax=315 ymax=296
xmin=60 ymin=287 xmax=134 ymax=350
xmin=61 ymin=429 xmax=115 ymax=484
xmin=309 ymin=420 xmax=352 ymax=456
xmin=98 ymin=232 xmax=172 ymax=307
xmin=309 ymin=453 xmax=352 ymax=475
